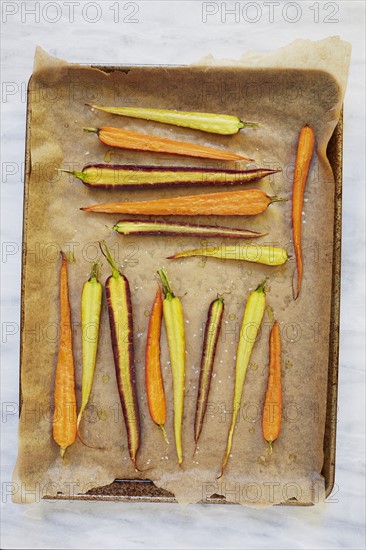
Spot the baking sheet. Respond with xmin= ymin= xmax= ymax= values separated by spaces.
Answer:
xmin=42 ymin=114 xmax=343 ymax=505
xmin=13 ymin=38 xmax=350 ymax=506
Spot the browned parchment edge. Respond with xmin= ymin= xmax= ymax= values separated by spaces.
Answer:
xmin=20 ymin=65 xmax=342 ymax=506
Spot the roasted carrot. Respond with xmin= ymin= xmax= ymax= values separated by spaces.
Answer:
xmin=114 ymin=219 xmax=266 ymax=239
xmin=87 ymin=104 xmax=259 ymax=135
xmin=168 ymin=245 xmax=288 ymax=266
xmin=83 ymin=126 xmax=253 ymax=162
xmin=262 ymin=320 xmax=282 ymax=453
xmin=53 ymin=252 xmax=77 ymax=458
xmin=100 ymin=241 xmax=140 ymax=469
xmin=158 ymin=268 xmax=186 ymax=464
xmin=77 ymin=263 xmax=102 ymax=436
xmin=82 ymin=189 xmax=285 ymax=216
xmin=292 ymin=125 xmax=315 ymax=299
xmin=60 ymin=164 xmax=278 ymax=188
xmin=195 ymin=296 xmax=224 ymax=444
xmin=220 ymin=280 xmax=267 ymax=476
xmin=145 ymin=287 xmax=168 ymax=443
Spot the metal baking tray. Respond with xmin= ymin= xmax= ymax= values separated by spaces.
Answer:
xmin=21 ymin=65 xmax=342 ymax=505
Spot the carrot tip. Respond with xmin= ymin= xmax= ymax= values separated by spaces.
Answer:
xmin=291 ymin=268 xmax=301 ymax=300
xmin=217 ymin=458 xmax=228 ymax=479
xmin=77 ymin=429 xmax=105 ymax=451
xmin=132 ymin=459 xmax=153 ymax=474
xmin=216 ymin=469 xmax=224 ymax=480
xmin=159 ymin=425 xmax=169 ymax=444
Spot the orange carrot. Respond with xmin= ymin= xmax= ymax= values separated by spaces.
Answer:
xmin=262 ymin=320 xmax=282 ymax=453
xmin=53 ymin=252 xmax=77 ymax=458
xmin=145 ymin=287 xmax=168 ymax=443
xmin=83 ymin=126 xmax=253 ymax=162
xmin=292 ymin=125 xmax=315 ymax=299
xmin=82 ymin=189 xmax=285 ymax=216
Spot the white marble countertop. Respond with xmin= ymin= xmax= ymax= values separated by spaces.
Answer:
xmin=1 ymin=1 xmax=365 ymax=548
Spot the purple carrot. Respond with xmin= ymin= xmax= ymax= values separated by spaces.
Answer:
xmin=58 ymin=164 xmax=280 ymax=189
xmin=195 ymin=296 xmax=224 ymax=444
xmin=113 ymin=219 xmax=267 ymax=239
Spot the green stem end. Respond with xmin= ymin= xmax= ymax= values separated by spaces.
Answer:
xmin=270 ymin=196 xmax=288 ymax=204
xmin=157 ymin=268 xmax=174 ymax=299
xmin=267 ymin=440 xmax=273 ymax=455
xmin=255 ymin=278 xmax=268 ymax=294
xmin=99 ymin=241 xmax=119 ymax=278
xmin=83 ymin=127 xmax=99 ymax=134
xmin=239 ymin=120 xmax=261 ymax=129
xmin=89 ymin=262 xmax=101 ymax=282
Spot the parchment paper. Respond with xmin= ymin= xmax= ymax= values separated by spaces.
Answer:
xmin=13 ymin=37 xmax=350 ymax=506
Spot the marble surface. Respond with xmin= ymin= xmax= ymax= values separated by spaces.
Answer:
xmin=1 ymin=1 xmax=365 ymax=548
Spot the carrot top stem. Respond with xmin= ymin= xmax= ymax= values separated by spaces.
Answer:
xmin=89 ymin=261 xmax=101 ymax=281
xmin=256 ymin=279 xmax=268 ymax=293
xmin=157 ymin=268 xmax=174 ymax=299
xmin=99 ymin=240 xmax=119 ymax=278
xmin=270 ymin=196 xmax=288 ymax=204
xmin=84 ymin=127 xmax=99 ymax=134
xmin=239 ymin=121 xmax=261 ymax=128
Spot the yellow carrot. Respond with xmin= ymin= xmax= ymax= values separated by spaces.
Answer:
xmin=87 ymin=104 xmax=259 ymax=135
xmin=220 ymin=280 xmax=267 ymax=476
xmin=168 ymin=245 xmax=288 ymax=266
xmin=77 ymin=263 xmax=102 ymax=435
xmin=158 ymin=269 xmax=186 ymax=464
